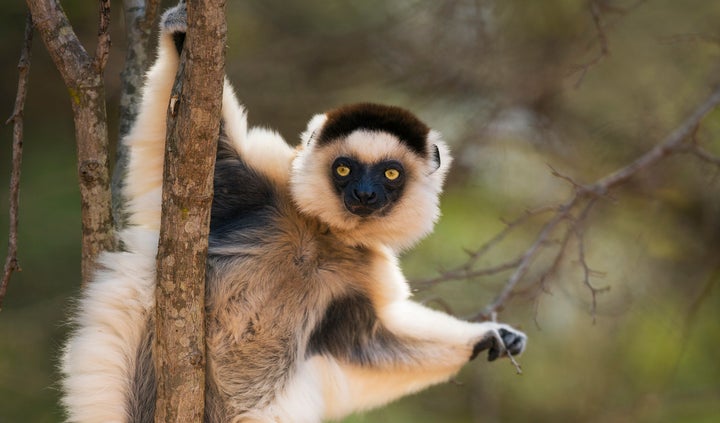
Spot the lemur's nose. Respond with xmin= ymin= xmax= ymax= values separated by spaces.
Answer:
xmin=353 ymin=189 xmax=378 ymax=205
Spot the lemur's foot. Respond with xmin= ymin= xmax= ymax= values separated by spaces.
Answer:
xmin=471 ymin=324 xmax=527 ymax=362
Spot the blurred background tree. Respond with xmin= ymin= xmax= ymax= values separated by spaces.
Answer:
xmin=1 ymin=0 xmax=719 ymax=422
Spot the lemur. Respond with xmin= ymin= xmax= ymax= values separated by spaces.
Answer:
xmin=60 ymin=3 xmax=527 ymax=422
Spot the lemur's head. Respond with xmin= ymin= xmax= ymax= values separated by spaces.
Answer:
xmin=290 ymin=103 xmax=452 ymax=251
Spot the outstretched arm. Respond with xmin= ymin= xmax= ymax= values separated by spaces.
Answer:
xmin=308 ymin=260 xmax=527 ymax=419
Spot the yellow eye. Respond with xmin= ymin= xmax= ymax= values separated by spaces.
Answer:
xmin=336 ymin=165 xmax=351 ymax=177
xmin=385 ymin=169 xmax=400 ymax=180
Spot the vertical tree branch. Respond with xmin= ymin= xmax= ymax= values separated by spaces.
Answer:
xmin=113 ymin=0 xmax=162 ymax=227
xmin=153 ymin=0 xmax=226 ymax=421
xmin=93 ymin=0 xmax=111 ymax=73
xmin=1 ymin=13 xmax=33 ymax=310
xmin=26 ymin=0 xmax=115 ymax=285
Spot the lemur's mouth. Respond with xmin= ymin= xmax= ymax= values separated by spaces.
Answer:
xmin=345 ymin=203 xmax=377 ymax=218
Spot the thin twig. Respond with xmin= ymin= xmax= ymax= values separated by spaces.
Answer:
xmin=489 ymin=312 xmax=522 ymax=374
xmin=589 ymin=86 xmax=720 ymax=192
xmin=570 ymin=0 xmax=610 ymax=88
xmin=92 ymin=0 xmax=111 ymax=73
xmin=569 ymin=0 xmax=648 ymax=88
xmin=574 ymin=221 xmax=609 ymax=324
xmin=506 ymin=348 xmax=523 ymax=375
xmin=482 ymin=87 xmax=720 ymax=318
xmin=473 ymin=198 xmax=578 ymax=321
xmin=1 ymin=13 xmax=33 ymax=311
xmin=411 ymin=206 xmax=556 ymax=291
xmin=687 ymin=145 xmax=720 ymax=167
xmin=420 ymin=296 xmax=457 ymax=316
xmin=524 ymin=219 xmax=577 ymax=328
xmin=420 ymin=86 xmax=720 ymax=322
xmin=659 ymin=32 xmax=720 ymax=47
xmin=548 ymin=164 xmax=586 ymax=190
xmin=413 ymin=258 xmax=523 ymax=292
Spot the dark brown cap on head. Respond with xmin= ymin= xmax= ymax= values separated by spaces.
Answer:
xmin=315 ymin=103 xmax=430 ymax=157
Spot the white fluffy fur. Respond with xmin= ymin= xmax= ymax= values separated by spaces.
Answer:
xmin=60 ymin=229 xmax=158 ymax=423
xmin=59 ymin=28 xmax=183 ymax=422
xmin=122 ymin=33 xmax=294 ymax=231
xmin=252 ymin=245 xmax=519 ymax=421
xmin=60 ymin=19 xmax=294 ymax=423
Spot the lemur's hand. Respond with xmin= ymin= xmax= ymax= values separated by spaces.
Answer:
xmin=471 ymin=324 xmax=527 ymax=362
xmin=160 ymin=1 xmax=187 ymax=35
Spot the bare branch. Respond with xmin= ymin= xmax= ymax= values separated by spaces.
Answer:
xmin=420 ymin=296 xmax=457 ymax=316
xmin=506 ymin=348 xmax=523 ymax=375
xmin=574 ymin=221 xmax=610 ymax=324
xmin=686 ymin=145 xmax=720 ymax=167
xmin=588 ymin=86 xmax=720 ymax=192
xmin=92 ymin=0 xmax=111 ymax=73
xmin=480 ymin=86 xmax=720 ymax=317
xmin=569 ymin=0 xmax=648 ymax=87
xmin=569 ymin=0 xmax=610 ymax=88
xmin=411 ymin=206 xmax=557 ymax=290
xmin=672 ymin=123 xmax=720 ymax=167
xmin=1 ymin=13 xmax=33 ymax=311
xmin=659 ymin=32 xmax=720 ymax=47
xmin=473 ymin=199 xmax=577 ymax=321
xmin=25 ymin=0 xmax=91 ymax=87
xmin=419 ymin=85 xmax=720 ymax=322
xmin=413 ymin=258 xmax=523 ymax=292
xmin=26 ymin=0 xmax=115 ymax=284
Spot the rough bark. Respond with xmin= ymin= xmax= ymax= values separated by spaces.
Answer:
xmin=25 ymin=0 xmax=115 ymax=285
xmin=153 ymin=0 xmax=226 ymax=421
xmin=113 ymin=0 xmax=161 ymax=228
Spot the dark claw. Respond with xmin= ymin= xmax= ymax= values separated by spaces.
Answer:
xmin=471 ymin=327 xmax=527 ymax=362
xmin=487 ymin=345 xmax=501 ymax=362
xmin=470 ymin=336 xmax=495 ymax=361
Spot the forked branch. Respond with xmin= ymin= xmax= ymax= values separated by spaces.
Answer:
xmin=26 ymin=0 xmax=115 ymax=284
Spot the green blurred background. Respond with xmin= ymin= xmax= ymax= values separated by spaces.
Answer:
xmin=2 ymin=0 xmax=720 ymax=422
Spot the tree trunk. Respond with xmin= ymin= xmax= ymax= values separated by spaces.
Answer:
xmin=153 ymin=0 xmax=227 ymax=421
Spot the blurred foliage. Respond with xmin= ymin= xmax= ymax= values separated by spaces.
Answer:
xmin=2 ymin=0 xmax=720 ymax=422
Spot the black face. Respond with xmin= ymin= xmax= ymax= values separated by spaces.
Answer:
xmin=331 ymin=157 xmax=405 ymax=217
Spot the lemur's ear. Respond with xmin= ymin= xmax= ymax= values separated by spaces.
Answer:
xmin=301 ymin=114 xmax=328 ymax=146
xmin=426 ymin=130 xmax=452 ymax=179
xmin=429 ymin=144 xmax=441 ymax=173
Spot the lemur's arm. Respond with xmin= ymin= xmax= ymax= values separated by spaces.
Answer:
xmin=309 ymin=260 xmax=527 ymax=419
xmin=123 ymin=3 xmax=294 ymax=231
xmin=121 ymin=4 xmax=184 ymax=230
